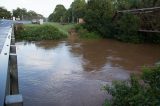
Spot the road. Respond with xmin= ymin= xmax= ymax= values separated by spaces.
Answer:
xmin=0 ymin=19 xmax=13 ymax=53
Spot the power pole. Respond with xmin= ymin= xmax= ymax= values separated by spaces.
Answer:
xmin=72 ymin=5 xmax=74 ymax=23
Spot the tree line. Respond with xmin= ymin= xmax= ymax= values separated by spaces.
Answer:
xmin=48 ymin=0 xmax=160 ymax=23
xmin=0 ymin=7 xmax=11 ymax=19
xmin=0 ymin=7 xmax=44 ymax=20
xmin=48 ymin=0 xmax=160 ymax=43
xmin=48 ymin=0 xmax=86 ymax=23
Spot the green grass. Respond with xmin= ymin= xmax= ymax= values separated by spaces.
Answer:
xmin=75 ymin=24 xmax=102 ymax=39
xmin=16 ymin=22 xmax=104 ymax=40
xmin=45 ymin=22 xmax=75 ymax=35
xmin=23 ymin=22 xmax=75 ymax=35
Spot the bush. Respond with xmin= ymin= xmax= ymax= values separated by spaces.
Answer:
xmin=103 ymin=65 xmax=160 ymax=106
xmin=75 ymin=24 xmax=101 ymax=39
xmin=15 ymin=24 xmax=67 ymax=41
xmin=114 ymin=13 xmax=142 ymax=43
xmin=141 ymin=33 xmax=160 ymax=44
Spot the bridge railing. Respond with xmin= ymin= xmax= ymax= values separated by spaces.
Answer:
xmin=0 ymin=25 xmax=23 ymax=106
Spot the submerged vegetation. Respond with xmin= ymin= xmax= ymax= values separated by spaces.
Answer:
xmin=103 ymin=65 xmax=160 ymax=106
xmin=15 ymin=24 xmax=67 ymax=41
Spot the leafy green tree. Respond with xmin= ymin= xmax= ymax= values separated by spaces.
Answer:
xmin=0 ymin=7 xmax=11 ymax=19
xmin=114 ymin=13 xmax=141 ymax=43
xmin=84 ymin=0 xmax=115 ymax=37
xmin=140 ymin=0 xmax=160 ymax=7
xmin=27 ymin=10 xmax=44 ymax=20
xmin=63 ymin=8 xmax=72 ymax=23
xmin=48 ymin=0 xmax=86 ymax=23
xmin=70 ymin=0 xmax=86 ymax=22
xmin=48 ymin=5 xmax=66 ymax=22
xmin=13 ymin=8 xmax=44 ymax=20
xmin=13 ymin=8 xmax=27 ymax=20
xmin=114 ymin=0 xmax=131 ymax=10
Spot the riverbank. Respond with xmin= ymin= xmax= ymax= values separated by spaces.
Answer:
xmin=15 ymin=22 xmax=160 ymax=43
xmin=103 ymin=65 xmax=160 ymax=106
xmin=45 ymin=22 xmax=75 ymax=35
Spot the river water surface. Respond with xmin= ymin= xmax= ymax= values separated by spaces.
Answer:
xmin=16 ymin=39 xmax=160 ymax=106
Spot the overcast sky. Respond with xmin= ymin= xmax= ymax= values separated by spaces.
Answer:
xmin=0 ymin=0 xmax=74 ymax=17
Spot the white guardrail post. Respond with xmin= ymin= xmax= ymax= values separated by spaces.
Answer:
xmin=0 ymin=25 xmax=23 ymax=106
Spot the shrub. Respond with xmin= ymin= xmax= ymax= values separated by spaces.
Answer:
xmin=75 ymin=24 xmax=101 ymax=39
xmin=142 ymin=33 xmax=160 ymax=44
xmin=103 ymin=65 xmax=160 ymax=106
xmin=114 ymin=13 xmax=141 ymax=43
xmin=15 ymin=24 xmax=67 ymax=41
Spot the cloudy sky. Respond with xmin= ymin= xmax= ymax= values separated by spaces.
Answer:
xmin=0 ymin=0 xmax=74 ymax=17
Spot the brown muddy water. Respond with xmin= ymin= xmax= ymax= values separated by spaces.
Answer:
xmin=16 ymin=39 xmax=160 ymax=106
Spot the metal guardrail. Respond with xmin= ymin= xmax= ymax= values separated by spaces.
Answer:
xmin=0 ymin=25 xmax=23 ymax=106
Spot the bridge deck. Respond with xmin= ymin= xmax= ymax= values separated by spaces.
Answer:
xmin=0 ymin=20 xmax=13 ymax=53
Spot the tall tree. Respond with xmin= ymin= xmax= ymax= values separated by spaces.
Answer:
xmin=63 ymin=8 xmax=72 ymax=23
xmin=0 ymin=7 xmax=11 ymax=19
xmin=71 ymin=0 xmax=86 ymax=22
xmin=13 ymin=8 xmax=27 ymax=20
xmin=84 ymin=0 xmax=115 ymax=37
xmin=48 ymin=5 xmax=66 ymax=22
xmin=13 ymin=8 xmax=44 ymax=20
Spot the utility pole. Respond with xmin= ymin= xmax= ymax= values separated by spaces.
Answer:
xmin=22 ymin=14 xmax=23 ymax=20
xmin=68 ymin=17 xmax=69 ymax=23
xmin=72 ymin=4 xmax=74 ymax=23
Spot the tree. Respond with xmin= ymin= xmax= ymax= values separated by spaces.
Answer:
xmin=70 ymin=0 xmax=86 ymax=22
xmin=48 ymin=5 xmax=66 ymax=22
xmin=84 ymin=0 xmax=115 ymax=37
xmin=27 ymin=10 xmax=43 ymax=20
xmin=63 ymin=8 xmax=72 ymax=23
xmin=0 ymin=7 xmax=11 ymax=19
xmin=13 ymin=8 xmax=44 ymax=20
xmin=48 ymin=0 xmax=86 ymax=23
xmin=140 ymin=0 xmax=160 ymax=7
xmin=13 ymin=8 xmax=27 ymax=20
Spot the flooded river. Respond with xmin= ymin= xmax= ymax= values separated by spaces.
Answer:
xmin=16 ymin=39 xmax=160 ymax=106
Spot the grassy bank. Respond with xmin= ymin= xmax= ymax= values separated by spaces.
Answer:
xmin=46 ymin=22 xmax=102 ymax=39
xmin=15 ymin=24 xmax=67 ymax=41
xmin=45 ymin=22 xmax=75 ymax=35
xmin=75 ymin=24 xmax=102 ymax=39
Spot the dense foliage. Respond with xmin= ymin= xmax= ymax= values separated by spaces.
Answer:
xmin=84 ymin=0 xmax=115 ymax=38
xmin=15 ymin=24 xmax=67 ymax=41
xmin=114 ymin=13 xmax=141 ymax=43
xmin=103 ymin=65 xmax=160 ymax=106
xmin=83 ymin=0 xmax=160 ymax=43
xmin=0 ymin=7 xmax=11 ymax=19
xmin=75 ymin=24 xmax=101 ymax=39
xmin=48 ymin=5 xmax=66 ymax=22
xmin=0 ymin=7 xmax=44 ymax=20
xmin=48 ymin=0 xmax=86 ymax=23
xmin=70 ymin=0 xmax=86 ymax=23
xmin=48 ymin=0 xmax=160 ymax=42
xmin=13 ymin=8 xmax=44 ymax=20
